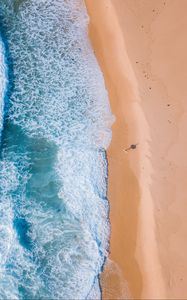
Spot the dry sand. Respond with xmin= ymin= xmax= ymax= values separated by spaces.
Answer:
xmin=85 ymin=0 xmax=187 ymax=299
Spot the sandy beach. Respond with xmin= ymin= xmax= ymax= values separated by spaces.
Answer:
xmin=85 ymin=0 xmax=187 ymax=299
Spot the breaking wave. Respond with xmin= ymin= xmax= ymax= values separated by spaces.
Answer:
xmin=0 ymin=1 xmax=114 ymax=299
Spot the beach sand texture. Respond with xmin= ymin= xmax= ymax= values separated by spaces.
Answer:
xmin=85 ymin=0 xmax=187 ymax=299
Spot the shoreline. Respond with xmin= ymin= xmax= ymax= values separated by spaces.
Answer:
xmin=85 ymin=0 xmax=187 ymax=299
xmin=85 ymin=0 xmax=166 ymax=299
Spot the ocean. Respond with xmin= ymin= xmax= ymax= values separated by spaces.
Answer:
xmin=0 ymin=0 xmax=113 ymax=299
xmin=0 ymin=35 xmax=6 ymax=140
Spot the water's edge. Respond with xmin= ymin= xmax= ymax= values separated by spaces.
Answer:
xmin=0 ymin=1 xmax=114 ymax=299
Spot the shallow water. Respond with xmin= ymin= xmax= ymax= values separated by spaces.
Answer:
xmin=0 ymin=0 xmax=113 ymax=299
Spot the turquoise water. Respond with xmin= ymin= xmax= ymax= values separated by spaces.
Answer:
xmin=0 ymin=0 xmax=113 ymax=299
xmin=0 ymin=36 xmax=6 ymax=140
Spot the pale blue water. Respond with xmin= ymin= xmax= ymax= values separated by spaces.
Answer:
xmin=0 ymin=1 xmax=114 ymax=299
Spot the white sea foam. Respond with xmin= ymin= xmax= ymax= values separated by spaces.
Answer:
xmin=0 ymin=1 xmax=114 ymax=299
xmin=0 ymin=161 xmax=19 ymax=299
xmin=3 ymin=0 xmax=114 ymax=149
xmin=0 ymin=37 xmax=7 ymax=138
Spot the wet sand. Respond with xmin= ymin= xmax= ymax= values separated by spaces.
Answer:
xmin=85 ymin=0 xmax=187 ymax=299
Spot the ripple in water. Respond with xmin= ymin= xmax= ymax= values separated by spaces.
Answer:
xmin=0 ymin=36 xmax=7 ymax=139
xmin=0 ymin=1 xmax=114 ymax=299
